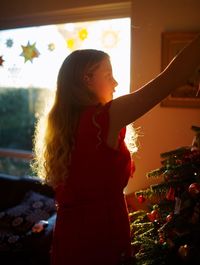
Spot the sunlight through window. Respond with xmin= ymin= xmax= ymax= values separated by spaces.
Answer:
xmin=0 ymin=18 xmax=130 ymax=97
xmin=0 ymin=17 xmax=131 ymax=175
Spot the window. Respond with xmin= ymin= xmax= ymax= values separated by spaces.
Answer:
xmin=0 ymin=16 xmax=131 ymax=176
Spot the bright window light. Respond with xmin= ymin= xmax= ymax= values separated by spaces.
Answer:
xmin=0 ymin=18 xmax=131 ymax=97
xmin=0 ymin=17 xmax=131 ymax=175
xmin=0 ymin=17 xmax=131 ymax=154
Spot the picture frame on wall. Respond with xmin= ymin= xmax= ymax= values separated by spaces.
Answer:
xmin=161 ymin=32 xmax=200 ymax=108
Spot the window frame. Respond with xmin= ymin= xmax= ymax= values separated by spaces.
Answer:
xmin=0 ymin=1 xmax=133 ymax=163
xmin=0 ymin=2 xmax=131 ymax=29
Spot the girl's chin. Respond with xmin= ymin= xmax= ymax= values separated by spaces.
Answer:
xmin=98 ymin=95 xmax=113 ymax=104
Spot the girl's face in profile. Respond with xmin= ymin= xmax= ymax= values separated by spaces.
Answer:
xmin=86 ymin=58 xmax=118 ymax=104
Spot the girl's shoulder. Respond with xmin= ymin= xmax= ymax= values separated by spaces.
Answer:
xmin=77 ymin=101 xmax=113 ymax=143
xmin=80 ymin=101 xmax=112 ymax=125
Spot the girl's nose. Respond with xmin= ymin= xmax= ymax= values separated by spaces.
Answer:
xmin=113 ymin=78 xmax=118 ymax=87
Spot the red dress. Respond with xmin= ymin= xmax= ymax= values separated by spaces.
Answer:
xmin=51 ymin=102 xmax=135 ymax=265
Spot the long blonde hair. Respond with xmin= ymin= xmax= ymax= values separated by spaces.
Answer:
xmin=32 ymin=49 xmax=109 ymax=188
xmin=32 ymin=49 xmax=138 ymax=188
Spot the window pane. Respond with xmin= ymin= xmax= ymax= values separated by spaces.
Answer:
xmin=0 ymin=17 xmax=130 ymax=175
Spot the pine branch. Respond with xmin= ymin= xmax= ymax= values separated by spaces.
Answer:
xmin=146 ymin=167 xmax=165 ymax=178
xmin=160 ymin=146 xmax=190 ymax=159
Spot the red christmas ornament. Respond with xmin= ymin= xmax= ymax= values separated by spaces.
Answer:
xmin=166 ymin=212 xmax=173 ymax=222
xmin=147 ymin=212 xmax=155 ymax=222
xmin=137 ymin=194 xmax=146 ymax=203
xmin=188 ymin=183 xmax=200 ymax=197
xmin=159 ymin=238 xmax=165 ymax=244
xmin=151 ymin=209 xmax=159 ymax=219
xmin=147 ymin=209 xmax=159 ymax=222
xmin=166 ymin=187 xmax=175 ymax=201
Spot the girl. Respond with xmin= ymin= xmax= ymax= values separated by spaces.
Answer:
xmin=32 ymin=34 xmax=200 ymax=265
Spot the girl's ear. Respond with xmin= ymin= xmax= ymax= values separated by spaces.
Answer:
xmin=84 ymin=74 xmax=92 ymax=87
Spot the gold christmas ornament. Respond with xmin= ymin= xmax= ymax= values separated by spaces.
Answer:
xmin=178 ymin=244 xmax=189 ymax=260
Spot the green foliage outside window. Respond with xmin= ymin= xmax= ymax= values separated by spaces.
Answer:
xmin=0 ymin=87 xmax=51 ymax=177
xmin=0 ymin=87 xmax=51 ymax=150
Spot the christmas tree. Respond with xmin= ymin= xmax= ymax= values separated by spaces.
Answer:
xmin=129 ymin=125 xmax=200 ymax=265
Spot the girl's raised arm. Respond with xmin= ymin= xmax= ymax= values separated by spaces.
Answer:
xmin=109 ymin=33 xmax=200 ymax=132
